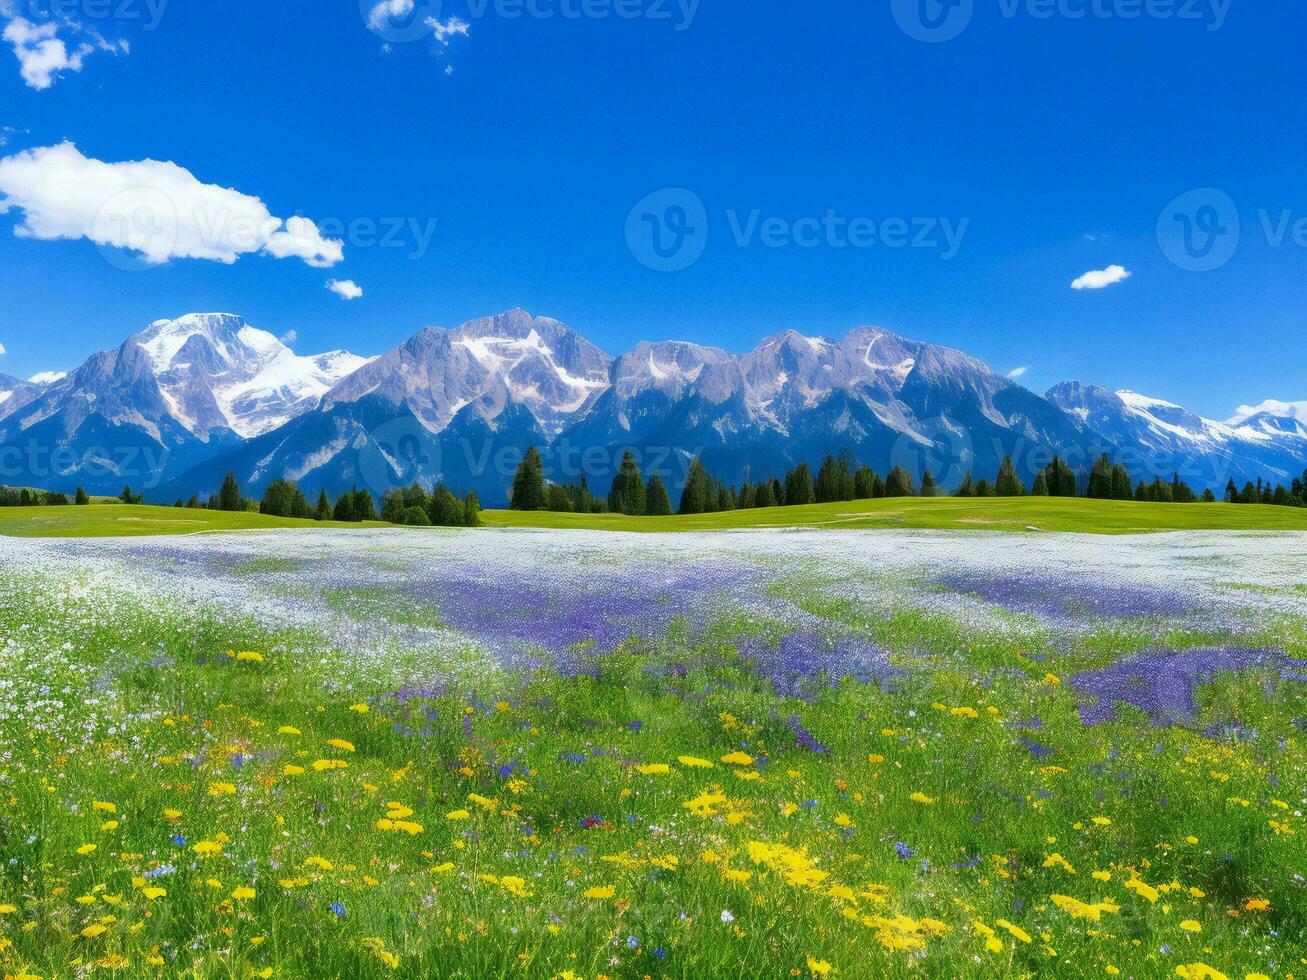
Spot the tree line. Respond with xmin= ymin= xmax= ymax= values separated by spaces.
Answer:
xmin=158 ymin=472 xmax=481 ymax=527
xmin=509 ymin=448 xmax=1307 ymax=515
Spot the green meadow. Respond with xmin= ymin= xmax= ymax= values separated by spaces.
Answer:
xmin=0 ymin=497 xmax=1304 ymax=538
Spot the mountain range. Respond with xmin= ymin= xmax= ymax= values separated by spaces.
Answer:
xmin=1 ymin=309 xmax=1302 ymax=505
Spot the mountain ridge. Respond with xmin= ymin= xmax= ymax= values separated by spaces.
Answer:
xmin=2 ymin=308 xmax=1301 ymax=503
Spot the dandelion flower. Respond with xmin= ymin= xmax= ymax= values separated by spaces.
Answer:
xmin=231 ymin=886 xmax=256 ymax=901
xmin=678 ymin=755 xmax=714 ymax=768
xmin=584 ymin=885 xmax=615 ymax=900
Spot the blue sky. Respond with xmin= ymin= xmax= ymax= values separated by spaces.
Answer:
xmin=0 ymin=0 xmax=1303 ymax=419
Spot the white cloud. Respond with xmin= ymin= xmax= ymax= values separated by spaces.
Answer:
xmin=1071 ymin=264 xmax=1131 ymax=290
xmin=280 ymin=329 xmax=298 ymax=344
xmin=0 ymin=340 xmax=6 ymax=354
xmin=428 ymin=16 xmax=470 ymax=45
xmin=1228 ymin=398 xmax=1307 ymax=425
xmin=0 ymin=142 xmax=344 ymax=268
xmin=327 ymin=279 xmax=364 ymax=300
xmin=28 ymin=370 xmax=65 ymax=384
xmin=367 ymin=0 xmax=413 ymax=31
xmin=1006 ymin=366 xmax=1029 ymax=379
xmin=2 ymin=15 xmax=124 ymax=91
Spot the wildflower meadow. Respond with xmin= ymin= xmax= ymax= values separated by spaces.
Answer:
xmin=0 ymin=528 xmax=1302 ymax=978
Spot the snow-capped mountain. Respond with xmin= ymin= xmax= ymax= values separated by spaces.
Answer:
xmin=0 ymin=372 xmax=49 ymax=422
xmin=136 ymin=314 xmax=374 ymax=438
xmin=158 ymin=311 xmax=1096 ymax=504
xmin=10 ymin=307 xmax=1301 ymax=503
xmin=1046 ymin=382 xmax=1307 ymax=488
xmin=0 ymin=314 xmax=370 ymax=493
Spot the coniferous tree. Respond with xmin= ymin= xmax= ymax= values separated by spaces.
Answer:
xmin=645 ymin=475 xmax=672 ymax=516
xmin=786 ymin=464 xmax=816 ymax=506
xmin=314 ymin=490 xmax=331 ymax=521
xmin=260 ymin=480 xmax=310 ymax=518
xmin=1110 ymin=464 xmax=1133 ymax=501
xmin=815 ymin=455 xmax=855 ymax=503
xmin=186 ymin=495 xmax=201 ymax=509
xmin=463 ymin=490 xmax=481 ymax=526
xmin=510 ymin=448 xmax=547 ymax=511
xmin=400 ymin=506 xmax=432 ymax=526
xmin=920 ymin=470 xmax=939 ymax=497
xmin=428 ymin=485 xmax=464 ymax=525
xmin=333 ymin=489 xmax=353 ymax=521
xmin=753 ymin=481 xmax=777 ymax=508
xmin=1088 ymin=454 xmax=1113 ymax=499
xmin=954 ymin=472 xmax=976 ymax=497
xmin=1031 ymin=471 xmax=1049 ymax=496
xmin=1201 ymin=488 xmax=1216 ymax=503
xmin=218 ymin=472 xmax=243 ymax=512
xmin=546 ymin=484 xmax=575 ymax=512
xmin=1223 ymin=478 xmax=1239 ymax=503
xmin=353 ymin=488 xmax=376 ymax=522
xmin=884 ymin=466 xmax=916 ymax=498
xmin=74 ymin=486 xmax=90 ymax=505
xmin=737 ymin=482 xmax=754 ymax=509
xmin=713 ymin=480 xmax=731 ymax=513
xmin=975 ymin=479 xmax=996 ymax=497
xmin=381 ymin=489 xmax=408 ymax=524
xmin=678 ymin=459 xmax=713 ymax=515
xmin=995 ymin=457 xmax=1024 ymax=496
xmin=607 ymin=452 xmax=646 ymax=515
xmin=853 ymin=465 xmax=878 ymax=500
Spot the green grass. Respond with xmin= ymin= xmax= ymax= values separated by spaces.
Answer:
xmin=0 ymin=565 xmax=1299 ymax=978
xmin=482 ymin=496 xmax=1307 ymax=534
xmin=0 ymin=504 xmax=387 ymax=538
xmin=2 ymin=497 xmax=1304 ymax=539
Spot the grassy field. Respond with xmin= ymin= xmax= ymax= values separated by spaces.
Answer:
xmin=0 ymin=535 xmax=1300 ymax=978
xmin=0 ymin=504 xmax=385 ymax=538
xmin=481 ymin=496 xmax=1307 ymax=534
xmin=0 ymin=497 xmax=1303 ymax=538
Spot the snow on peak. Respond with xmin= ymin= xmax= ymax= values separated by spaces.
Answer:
xmin=134 ymin=313 xmax=373 ymax=438
xmin=1228 ymin=398 xmax=1307 ymax=426
xmin=1116 ymin=389 xmax=1182 ymax=411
